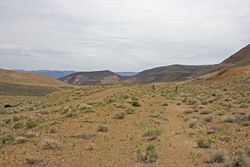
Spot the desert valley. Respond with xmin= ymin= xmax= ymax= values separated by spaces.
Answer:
xmin=0 ymin=44 xmax=249 ymax=167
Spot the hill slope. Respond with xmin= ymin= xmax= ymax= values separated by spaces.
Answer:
xmin=59 ymin=70 xmax=121 ymax=85
xmin=222 ymin=44 xmax=250 ymax=65
xmin=131 ymin=65 xmax=213 ymax=84
xmin=0 ymin=69 xmax=68 ymax=96
xmin=0 ymin=69 xmax=68 ymax=87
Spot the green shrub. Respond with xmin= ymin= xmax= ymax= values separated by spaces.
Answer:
xmin=162 ymin=103 xmax=168 ymax=106
xmin=142 ymin=129 xmax=162 ymax=141
xmin=135 ymin=144 xmax=158 ymax=163
xmin=126 ymin=107 xmax=135 ymax=114
xmin=26 ymin=118 xmax=38 ymax=129
xmin=97 ymin=124 xmax=108 ymax=132
xmin=204 ymin=115 xmax=213 ymax=122
xmin=114 ymin=112 xmax=125 ymax=119
xmin=207 ymin=151 xmax=225 ymax=163
xmin=223 ymin=116 xmax=235 ymax=123
xmin=183 ymin=110 xmax=193 ymax=114
xmin=25 ymin=156 xmax=40 ymax=165
xmin=64 ymin=111 xmax=77 ymax=118
xmin=42 ymin=139 xmax=61 ymax=150
xmin=189 ymin=118 xmax=197 ymax=128
xmin=150 ymin=111 xmax=161 ymax=118
xmin=200 ymin=110 xmax=211 ymax=115
xmin=228 ymin=149 xmax=248 ymax=167
xmin=196 ymin=138 xmax=212 ymax=148
xmin=15 ymin=136 xmax=28 ymax=144
xmin=131 ymin=101 xmax=141 ymax=107
xmin=240 ymin=121 xmax=250 ymax=126
xmin=13 ymin=121 xmax=24 ymax=129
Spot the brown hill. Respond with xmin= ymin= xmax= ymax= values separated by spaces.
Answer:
xmin=130 ymin=65 xmax=213 ymax=84
xmin=0 ymin=69 xmax=69 ymax=96
xmin=222 ymin=44 xmax=250 ymax=65
xmin=59 ymin=70 xmax=121 ymax=85
xmin=0 ymin=69 xmax=67 ymax=87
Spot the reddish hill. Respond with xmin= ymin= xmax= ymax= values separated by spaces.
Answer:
xmin=209 ymin=67 xmax=250 ymax=80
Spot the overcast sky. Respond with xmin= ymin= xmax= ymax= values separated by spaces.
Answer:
xmin=0 ymin=0 xmax=249 ymax=72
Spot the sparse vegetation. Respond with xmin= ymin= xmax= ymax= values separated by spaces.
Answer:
xmin=196 ymin=138 xmax=212 ymax=148
xmin=97 ymin=124 xmax=108 ymax=132
xmin=135 ymin=144 xmax=158 ymax=164
xmin=142 ymin=128 xmax=162 ymax=140
xmin=113 ymin=112 xmax=125 ymax=119
xmin=207 ymin=151 xmax=225 ymax=163
xmin=131 ymin=101 xmax=141 ymax=107
xmin=42 ymin=139 xmax=61 ymax=150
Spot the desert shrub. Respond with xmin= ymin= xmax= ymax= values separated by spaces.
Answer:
xmin=142 ymin=128 xmax=162 ymax=141
xmin=12 ymin=115 xmax=23 ymax=122
xmin=13 ymin=121 xmax=24 ymax=129
xmin=239 ymin=103 xmax=248 ymax=109
xmin=200 ymin=110 xmax=211 ymax=115
xmin=47 ymin=127 xmax=57 ymax=133
xmin=223 ymin=116 xmax=235 ymax=123
xmin=42 ymin=139 xmax=61 ymax=150
xmin=186 ymin=98 xmax=197 ymax=105
xmin=64 ymin=111 xmax=77 ymax=118
xmin=126 ymin=107 xmax=134 ymax=114
xmin=204 ymin=115 xmax=213 ymax=122
xmin=114 ymin=112 xmax=125 ymax=119
xmin=240 ymin=121 xmax=250 ymax=126
xmin=196 ymin=138 xmax=212 ymax=148
xmin=25 ymin=131 xmax=37 ymax=138
xmin=217 ymin=110 xmax=225 ymax=116
xmin=244 ymin=147 xmax=250 ymax=157
xmin=25 ymin=156 xmax=40 ymax=165
xmin=189 ymin=118 xmax=197 ymax=128
xmin=15 ymin=136 xmax=28 ymax=144
xmin=162 ymin=103 xmax=168 ymax=106
xmin=131 ymin=101 xmax=141 ymax=107
xmin=26 ymin=118 xmax=38 ymax=129
xmin=150 ymin=111 xmax=161 ymax=118
xmin=231 ymin=149 xmax=247 ymax=167
xmin=135 ymin=144 xmax=158 ymax=163
xmin=0 ymin=133 xmax=14 ymax=147
xmin=79 ymin=104 xmax=95 ymax=113
xmin=97 ymin=124 xmax=108 ymax=132
xmin=183 ymin=110 xmax=193 ymax=114
xmin=201 ymin=100 xmax=208 ymax=105
xmin=207 ymin=151 xmax=225 ymax=163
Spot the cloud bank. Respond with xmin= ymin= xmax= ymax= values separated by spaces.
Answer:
xmin=0 ymin=0 xmax=249 ymax=71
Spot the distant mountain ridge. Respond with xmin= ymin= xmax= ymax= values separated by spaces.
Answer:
xmin=60 ymin=44 xmax=250 ymax=85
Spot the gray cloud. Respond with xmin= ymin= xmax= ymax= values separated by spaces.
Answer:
xmin=0 ymin=0 xmax=249 ymax=71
